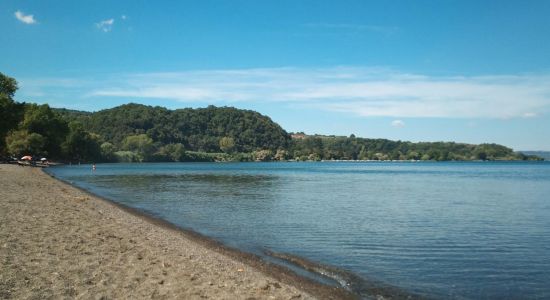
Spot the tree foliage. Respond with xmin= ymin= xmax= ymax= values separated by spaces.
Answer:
xmin=289 ymin=135 xmax=538 ymax=161
xmin=6 ymin=130 xmax=46 ymax=157
xmin=0 ymin=72 xmax=18 ymax=98
xmin=122 ymin=134 xmax=154 ymax=162
xmin=100 ymin=142 xmax=117 ymax=162
xmin=62 ymin=122 xmax=102 ymax=162
xmin=21 ymin=104 xmax=68 ymax=158
xmin=0 ymin=73 xmax=24 ymax=155
xmin=219 ymin=137 xmax=235 ymax=153
xmin=64 ymin=103 xmax=291 ymax=153
xmin=155 ymin=143 xmax=186 ymax=162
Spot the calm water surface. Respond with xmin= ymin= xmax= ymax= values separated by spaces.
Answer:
xmin=47 ymin=162 xmax=550 ymax=299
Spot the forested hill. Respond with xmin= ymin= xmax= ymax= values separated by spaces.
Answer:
xmin=55 ymin=103 xmax=291 ymax=153
xmin=52 ymin=103 xmax=541 ymax=162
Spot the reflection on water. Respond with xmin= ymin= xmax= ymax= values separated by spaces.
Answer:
xmin=48 ymin=162 xmax=550 ymax=299
xmin=87 ymin=173 xmax=279 ymax=203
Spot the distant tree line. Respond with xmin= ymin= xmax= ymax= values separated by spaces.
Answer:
xmin=0 ymin=73 xmax=543 ymax=162
xmin=289 ymin=134 xmax=538 ymax=161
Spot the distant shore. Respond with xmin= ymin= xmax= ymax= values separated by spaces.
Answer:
xmin=0 ymin=164 xmax=355 ymax=299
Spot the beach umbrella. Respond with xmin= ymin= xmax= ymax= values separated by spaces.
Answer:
xmin=21 ymin=156 xmax=32 ymax=160
xmin=40 ymin=158 xmax=47 ymax=161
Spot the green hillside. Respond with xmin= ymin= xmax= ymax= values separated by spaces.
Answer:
xmin=57 ymin=103 xmax=291 ymax=153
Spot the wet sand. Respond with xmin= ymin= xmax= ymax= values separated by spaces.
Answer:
xmin=0 ymin=164 xmax=355 ymax=299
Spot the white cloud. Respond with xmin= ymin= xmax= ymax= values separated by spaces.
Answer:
xmin=14 ymin=10 xmax=37 ymax=24
xmin=88 ymin=67 xmax=550 ymax=119
xmin=391 ymin=120 xmax=405 ymax=128
xmin=96 ymin=18 xmax=114 ymax=32
xmin=20 ymin=67 xmax=550 ymax=120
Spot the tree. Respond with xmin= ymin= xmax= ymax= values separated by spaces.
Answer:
xmin=156 ymin=143 xmax=186 ymax=161
xmin=0 ymin=72 xmax=18 ymax=98
xmin=406 ymin=151 xmax=420 ymax=160
xmin=62 ymin=121 xmax=102 ymax=162
xmin=358 ymin=146 xmax=368 ymax=160
xmin=114 ymin=151 xmax=139 ymax=162
xmin=100 ymin=142 xmax=117 ymax=162
xmin=274 ymin=149 xmax=289 ymax=161
xmin=122 ymin=134 xmax=154 ymax=162
xmin=0 ymin=73 xmax=24 ymax=155
xmin=6 ymin=131 xmax=28 ymax=156
xmin=27 ymin=133 xmax=46 ymax=156
xmin=22 ymin=104 xmax=68 ymax=158
xmin=219 ymin=136 xmax=235 ymax=153
xmin=167 ymin=143 xmax=186 ymax=161
xmin=6 ymin=130 xmax=46 ymax=157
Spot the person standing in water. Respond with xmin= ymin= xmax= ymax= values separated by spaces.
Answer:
xmin=92 ymin=163 xmax=96 ymax=172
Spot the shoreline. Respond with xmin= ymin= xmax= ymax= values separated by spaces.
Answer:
xmin=0 ymin=164 xmax=355 ymax=299
xmin=43 ymin=166 xmax=357 ymax=299
xmin=44 ymin=164 xmax=423 ymax=300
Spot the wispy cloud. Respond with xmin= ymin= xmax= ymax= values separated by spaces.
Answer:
xmin=14 ymin=10 xmax=37 ymax=24
xmin=88 ymin=67 xmax=550 ymax=119
xmin=96 ymin=18 xmax=114 ymax=32
xmin=391 ymin=120 xmax=405 ymax=128
xmin=19 ymin=67 xmax=550 ymax=119
xmin=522 ymin=112 xmax=537 ymax=118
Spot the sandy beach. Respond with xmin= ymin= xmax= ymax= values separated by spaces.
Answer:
xmin=0 ymin=164 xmax=354 ymax=300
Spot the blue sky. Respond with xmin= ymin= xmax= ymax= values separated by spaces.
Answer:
xmin=2 ymin=0 xmax=550 ymax=150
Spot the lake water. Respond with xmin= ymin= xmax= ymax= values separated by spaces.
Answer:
xmin=47 ymin=162 xmax=550 ymax=299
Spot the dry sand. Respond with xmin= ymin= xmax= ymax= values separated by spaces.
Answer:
xmin=0 ymin=164 xmax=354 ymax=300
